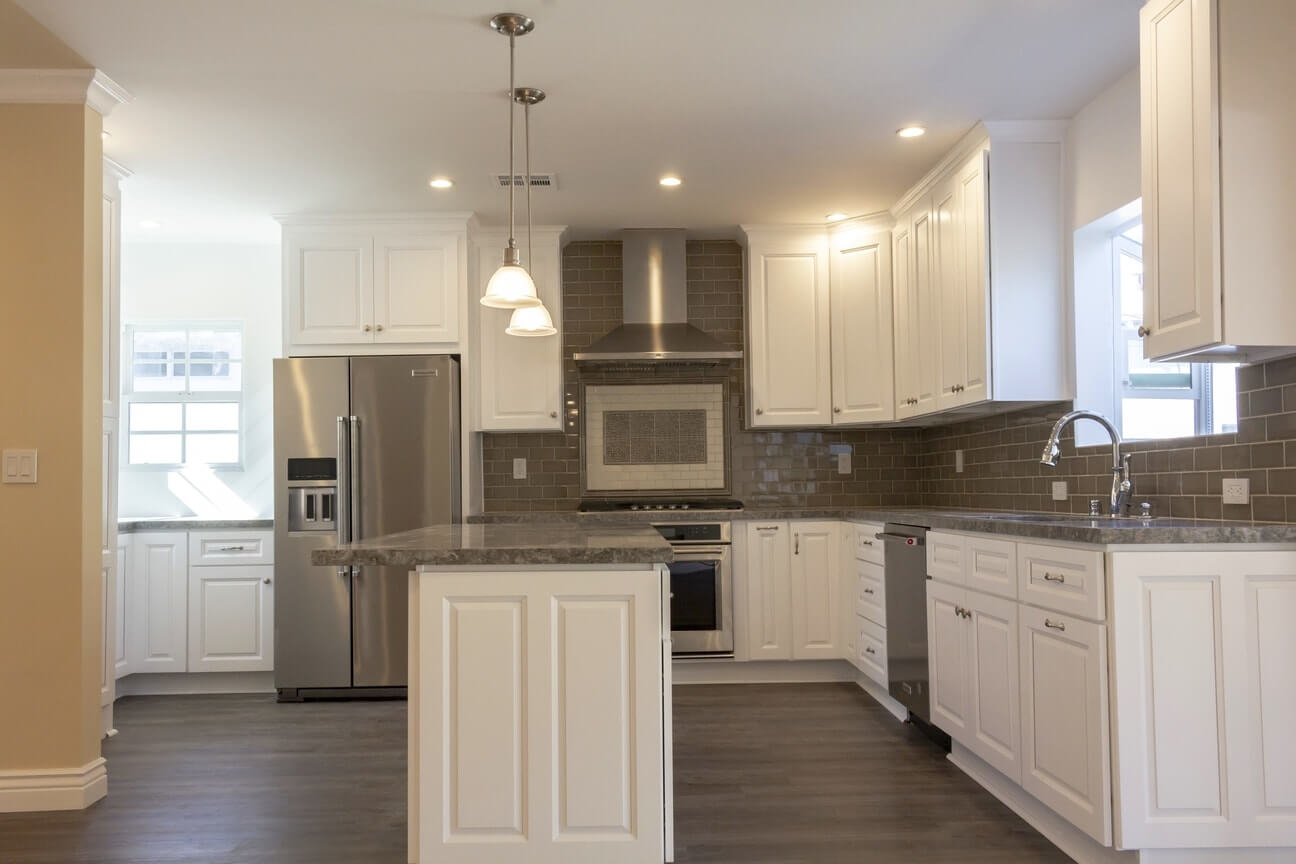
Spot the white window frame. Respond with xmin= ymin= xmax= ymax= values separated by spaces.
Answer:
xmin=122 ymin=322 xmax=245 ymax=470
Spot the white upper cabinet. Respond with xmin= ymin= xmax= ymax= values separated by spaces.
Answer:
xmin=743 ymin=228 xmax=832 ymax=427
xmin=828 ymin=223 xmax=894 ymax=424
xmin=1139 ymin=0 xmax=1296 ymax=363
xmin=894 ymin=197 xmax=941 ymax=419
xmin=476 ymin=228 xmax=566 ymax=432
xmin=280 ymin=215 xmax=469 ymax=356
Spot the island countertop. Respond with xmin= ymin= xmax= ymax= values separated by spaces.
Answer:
xmin=311 ymin=522 xmax=674 ymax=567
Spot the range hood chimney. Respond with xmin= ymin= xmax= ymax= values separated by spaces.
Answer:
xmin=572 ymin=229 xmax=743 ymax=364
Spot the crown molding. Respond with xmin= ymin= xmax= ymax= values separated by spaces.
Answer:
xmin=0 ymin=68 xmax=132 ymax=116
xmin=274 ymin=211 xmax=476 ymax=228
xmin=103 ymin=156 xmax=133 ymax=182
xmin=889 ymin=123 xmax=989 ymax=218
xmin=828 ymin=209 xmax=894 ymax=234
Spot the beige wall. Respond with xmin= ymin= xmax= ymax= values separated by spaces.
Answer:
xmin=0 ymin=102 xmax=103 ymax=771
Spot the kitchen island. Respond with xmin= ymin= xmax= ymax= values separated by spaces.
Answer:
xmin=314 ymin=523 xmax=675 ymax=864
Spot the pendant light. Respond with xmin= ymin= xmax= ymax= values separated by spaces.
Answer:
xmin=506 ymin=86 xmax=557 ymax=337
xmin=482 ymin=13 xmax=542 ymax=309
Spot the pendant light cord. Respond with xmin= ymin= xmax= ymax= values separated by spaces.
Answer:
xmin=507 ymin=33 xmax=516 ymax=252
xmin=525 ymin=99 xmax=532 ymax=270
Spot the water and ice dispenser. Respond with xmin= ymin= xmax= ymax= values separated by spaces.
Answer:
xmin=286 ymin=457 xmax=338 ymax=533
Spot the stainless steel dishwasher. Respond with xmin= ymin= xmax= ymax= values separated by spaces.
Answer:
xmin=875 ymin=523 xmax=931 ymax=723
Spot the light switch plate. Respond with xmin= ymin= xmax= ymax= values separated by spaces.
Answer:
xmin=837 ymin=452 xmax=852 ymax=475
xmin=2 ymin=449 xmax=38 ymax=484
xmin=1051 ymin=480 xmax=1068 ymax=501
xmin=512 ymin=457 xmax=527 ymax=480
xmin=1222 ymin=477 xmax=1250 ymax=505
xmin=955 ymin=450 xmax=965 ymax=473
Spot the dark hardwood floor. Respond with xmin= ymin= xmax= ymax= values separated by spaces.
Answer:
xmin=0 ymin=683 xmax=1066 ymax=863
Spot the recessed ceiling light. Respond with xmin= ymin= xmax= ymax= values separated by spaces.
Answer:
xmin=659 ymin=175 xmax=682 ymax=188
xmin=897 ymin=125 xmax=926 ymax=139
xmin=428 ymin=177 xmax=454 ymax=189
xmin=139 ymin=220 xmax=162 ymax=229
xmin=826 ymin=213 xmax=848 ymax=222
xmin=101 ymin=130 xmax=111 ymax=141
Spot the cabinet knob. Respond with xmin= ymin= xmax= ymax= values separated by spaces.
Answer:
xmin=363 ymin=324 xmax=372 ymax=332
xmin=755 ymin=408 xmax=763 ymax=415
xmin=375 ymin=324 xmax=384 ymax=332
xmin=263 ymin=577 xmax=272 ymax=585
xmin=834 ymin=406 xmax=841 ymax=413
xmin=550 ymin=411 xmax=558 ymax=418
xmin=1137 ymin=325 xmax=1152 ymax=338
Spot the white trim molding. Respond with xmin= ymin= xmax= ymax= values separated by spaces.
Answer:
xmin=0 ymin=68 xmax=132 ymax=116
xmin=0 ymin=757 xmax=107 ymax=813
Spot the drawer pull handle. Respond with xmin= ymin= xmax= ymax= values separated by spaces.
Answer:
xmin=860 ymin=539 xmax=874 ymax=546
xmin=864 ymin=646 xmax=876 ymax=655
xmin=1043 ymin=572 xmax=1065 ymax=583
xmin=757 ymin=525 xmax=780 ymax=533
xmin=1044 ymin=618 xmax=1066 ymax=632
xmin=863 ymin=588 xmax=875 ymax=595
xmin=217 ymin=545 xmax=248 ymax=552
xmin=954 ymin=605 xmax=966 ymax=618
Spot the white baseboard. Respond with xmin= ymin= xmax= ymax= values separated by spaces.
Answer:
xmin=854 ymin=675 xmax=909 ymax=722
xmin=948 ymin=742 xmax=1134 ymax=864
xmin=1137 ymin=849 xmax=1296 ymax=863
xmin=671 ymin=658 xmax=857 ymax=685
xmin=115 ymin=671 xmax=275 ymax=697
xmin=0 ymin=758 xmax=107 ymax=813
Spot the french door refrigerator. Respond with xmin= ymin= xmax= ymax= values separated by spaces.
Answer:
xmin=273 ymin=355 xmax=460 ymax=700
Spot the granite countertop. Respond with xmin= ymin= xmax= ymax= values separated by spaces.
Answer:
xmin=312 ymin=523 xmax=674 ymax=568
xmin=118 ymin=517 xmax=274 ymax=533
xmin=469 ymin=507 xmax=1296 ymax=545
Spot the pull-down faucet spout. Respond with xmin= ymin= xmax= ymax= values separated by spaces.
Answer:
xmin=1040 ymin=410 xmax=1133 ymax=517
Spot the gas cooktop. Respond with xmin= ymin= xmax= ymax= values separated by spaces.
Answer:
xmin=577 ymin=499 xmax=744 ymax=513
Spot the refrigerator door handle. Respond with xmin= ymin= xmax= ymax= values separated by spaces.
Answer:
xmin=349 ymin=415 xmax=361 ymax=540
xmin=336 ymin=416 xmax=350 ymax=578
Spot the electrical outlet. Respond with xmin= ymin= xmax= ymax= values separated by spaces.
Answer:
xmin=1 ymin=449 xmax=37 ymax=484
xmin=1222 ymin=477 xmax=1250 ymax=505
xmin=1052 ymin=481 xmax=1068 ymax=501
xmin=512 ymin=458 xmax=527 ymax=480
xmin=955 ymin=449 xmax=964 ymax=473
xmin=837 ymin=452 xmax=852 ymax=475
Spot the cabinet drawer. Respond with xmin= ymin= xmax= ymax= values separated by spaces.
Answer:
xmin=857 ymin=616 xmax=887 ymax=688
xmin=1018 ymin=542 xmax=1105 ymax=621
xmin=927 ymin=532 xmax=965 ymax=584
xmin=966 ymin=536 xmax=1018 ymax=600
xmin=189 ymin=530 xmax=274 ymax=567
xmin=856 ymin=560 xmax=886 ymax=627
xmin=853 ymin=523 xmax=884 ymax=564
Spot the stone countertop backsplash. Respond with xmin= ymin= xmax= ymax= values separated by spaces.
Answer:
xmin=468 ymin=506 xmax=1296 ymax=545
xmin=118 ymin=517 xmax=274 ymax=533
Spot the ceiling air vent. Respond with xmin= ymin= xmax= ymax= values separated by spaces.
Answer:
xmin=495 ymin=173 xmax=557 ymax=189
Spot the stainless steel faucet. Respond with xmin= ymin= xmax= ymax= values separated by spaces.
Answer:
xmin=1039 ymin=410 xmax=1133 ymax=517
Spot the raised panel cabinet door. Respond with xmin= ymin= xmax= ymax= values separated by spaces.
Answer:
xmin=744 ymin=523 xmax=792 ymax=660
xmin=115 ymin=538 xmax=129 ymax=678
xmin=187 ymin=565 xmax=274 ymax=673
xmin=964 ymin=535 xmax=1017 ymax=600
xmin=891 ymin=222 xmax=917 ymax=419
xmin=829 ymin=226 xmax=894 ymax=423
xmin=478 ymin=234 xmax=564 ymax=431
xmin=965 ymin=590 xmax=1021 ymax=784
xmin=839 ymin=527 xmax=858 ymax=665
xmin=373 ymin=229 xmax=461 ymax=344
xmin=926 ymin=532 xmax=966 ymax=585
xmin=746 ymin=233 xmax=832 ymax=427
xmin=957 ymin=149 xmax=990 ymax=405
xmin=926 ymin=579 xmax=970 ymax=739
xmin=127 ymin=532 xmax=188 ymax=673
xmin=1019 ymin=605 xmax=1111 ymax=845
xmin=934 ymin=175 xmax=966 ymax=411
xmin=1139 ymin=0 xmax=1222 ymax=359
xmin=910 ymin=201 xmax=941 ymax=415
xmin=286 ymin=229 xmax=375 ymax=347
xmin=789 ymin=522 xmax=839 ymax=659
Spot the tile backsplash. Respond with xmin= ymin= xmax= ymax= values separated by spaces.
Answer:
xmin=481 ymin=240 xmax=1296 ymax=522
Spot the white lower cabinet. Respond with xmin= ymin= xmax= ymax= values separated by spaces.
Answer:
xmin=926 ymin=579 xmax=971 ymax=738
xmin=188 ymin=565 xmax=274 ymax=673
xmin=1018 ymin=604 xmax=1110 ymax=845
xmin=743 ymin=521 xmax=839 ymax=661
xmin=127 ymin=532 xmax=189 ymax=673
xmin=744 ymin=523 xmax=792 ymax=660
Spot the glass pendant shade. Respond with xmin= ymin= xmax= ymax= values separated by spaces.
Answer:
xmin=505 ymin=302 xmax=556 ymax=336
xmin=481 ymin=263 xmax=541 ymax=309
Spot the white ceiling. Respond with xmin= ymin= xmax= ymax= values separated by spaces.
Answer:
xmin=19 ymin=0 xmax=1139 ymax=243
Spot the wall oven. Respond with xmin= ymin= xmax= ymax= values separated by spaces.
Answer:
xmin=655 ymin=522 xmax=733 ymax=657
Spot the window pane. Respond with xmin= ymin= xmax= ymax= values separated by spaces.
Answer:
xmin=186 ymin=433 xmax=239 ymax=464
xmin=1121 ymin=223 xmax=1144 ymax=244
xmin=1118 ymin=251 xmax=1144 ymax=324
xmin=1212 ymin=364 xmax=1240 ymax=434
xmin=1122 ymin=398 xmax=1196 ymax=440
xmin=129 ymin=402 xmax=182 ymax=432
xmin=189 ymin=360 xmax=242 ymax=392
xmin=131 ymin=330 xmax=186 ymax=391
xmin=190 ymin=329 xmax=242 ymax=361
xmin=1125 ymin=339 xmax=1191 ymax=388
xmin=185 ymin=402 xmax=240 ymax=431
xmin=129 ymin=433 xmax=181 ymax=464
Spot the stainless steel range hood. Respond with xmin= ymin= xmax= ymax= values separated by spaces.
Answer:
xmin=573 ymin=229 xmax=743 ymax=364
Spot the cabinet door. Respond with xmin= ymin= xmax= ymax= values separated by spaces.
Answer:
xmin=790 ymin=522 xmax=839 ymax=659
xmin=373 ymin=229 xmax=460 ymax=344
xmin=127 ymin=532 xmax=188 ymax=673
xmin=965 ymin=535 xmax=1017 ymax=600
xmin=188 ymin=565 xmax=275 ymax=673
xmin=934 ymin=176 xmax=966 ymax=411
xmin=839 ymin=528 xmax=858 ymax=665
xmin=478 ymin=235 xmax=564 ymax=431
xmin=966 ymin=590 xmax=1021 ymax=784
xmin=1139 ymin=0 xmax=1221 ymax=359
xmin=909 ymin=202 xmax=941 ymax=415
xmin=891 ymin=222 xmax=916 ymax=419
xmin=926 ymin=531 xmax=965 ymax=586
xmin=957 ymin=150 xmax=990 ymax=404
xmin=115 ymin=538 xmax=129 ymax=679
xmin=1020 ymin=605 xmax=1110 ymax=845
xmin=829 ymin=226 xmax=894 ymax=423
xmin=744 ymin=523 xmax=792 ymax=660
xmin=746 ymin=233 xmax=832 ymax=426
xmin=286 ymin=230 xmax=375 ymax=347
xmin=926 ymin=580 xmax=970 ymax=739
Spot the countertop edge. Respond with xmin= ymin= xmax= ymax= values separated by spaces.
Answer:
xmin=118 ymin=518 xmax=274 ymax=534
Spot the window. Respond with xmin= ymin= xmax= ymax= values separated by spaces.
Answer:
xmin=1109 ymin=220 xmax=1237 ymax=441
xmin=124 ymin=324 xmax=243 ymax=466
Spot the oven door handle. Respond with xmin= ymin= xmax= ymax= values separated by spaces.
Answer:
xmin=669 ymin=547 xmax=729 ymax=559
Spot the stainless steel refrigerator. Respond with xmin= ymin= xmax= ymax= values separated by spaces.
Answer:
xmin=273 ymin=355 xmax=460 ymax=700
